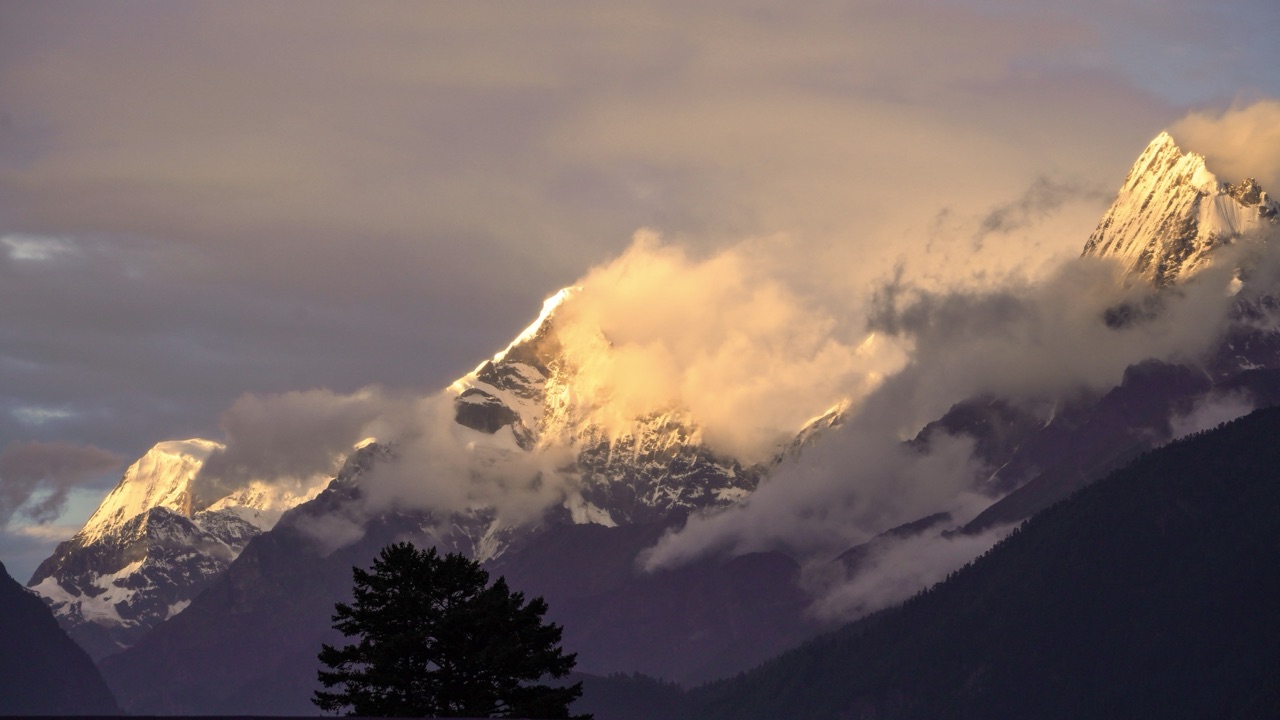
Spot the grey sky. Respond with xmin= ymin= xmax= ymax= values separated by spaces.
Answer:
xmin=1 ymin=0 xmax=1277 ymax=579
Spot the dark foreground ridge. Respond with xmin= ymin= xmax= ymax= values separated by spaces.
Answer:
xmin=679 ymin=405 xmax=1280 ymax=720
xmin=0 ymin=560 xmax=120 ymax=715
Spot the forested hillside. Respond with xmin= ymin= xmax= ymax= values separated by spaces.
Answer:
xmin=689 ymin=407 xmax=1280 ymax=720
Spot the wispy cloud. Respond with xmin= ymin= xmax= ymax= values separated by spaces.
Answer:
xmin=0 ymin=441 xmax=123 ymax=526
xmin=1171 ymin=99 xmax=1280 ymax=191
xmin=0 ymin=234 xmax=77 ymax=262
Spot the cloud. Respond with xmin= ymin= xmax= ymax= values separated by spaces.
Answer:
xmin=1171 ymin=100 xmax=1280 ymax=192
xmin=0 ymin=233 xmax=77 ymax=262
xmin=866 ymin=255 xmax=1246 ymax=417
xmin=642 ymin=427 xmax=989 ymax=571
xmin=280 ymin=231 xmax=903 ymax=550
xmin=642 ymin=247 xmax=1249 ymax=573
xmin=194 ymin=387 xmax=406 ymax=502
xmin=290 ymin=509 xmax=369 ymax=558
xmin=806 ymin=525 xmax=1010 ymax=622
xmin=973 ymin=176 xmax=1109 ymax=247
xmin=247 ymin=208 xmax=1260 ymax=569
xmin=0 ymin=0 xmax=1193 ymax=533
xmin=356 ymin=393 xmax=580 ymax=533
xmin=553 ymin=232 xmax=900 ymax=463
xmin=0 ymin=441 xmax=123 ymax=526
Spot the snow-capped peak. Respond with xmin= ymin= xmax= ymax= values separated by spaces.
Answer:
xmin=76 ymin=436 xmax=337 ymax=543
xmin=29 ymin=436 xmax=340 ymax=658
xmin=1082 ymin=131 xmax=1278 ymax=287
xmin=446 ymin=287 xmax=581 ymax=452
xmin=494 ymin=287 xmax=580 ymax=364
xmin=77 ymin=438 xmax=222 ymax=544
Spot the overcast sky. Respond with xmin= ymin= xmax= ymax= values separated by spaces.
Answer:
xmin=1 ymin=0 xmax=1277 ymax=579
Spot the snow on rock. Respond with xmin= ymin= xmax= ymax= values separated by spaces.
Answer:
xmin=774 ymin=399 xmax=851 ymax=465
xmin=26 ymin=504 xmax=262 ymax=660
xmin=202 ymin=478 xmax=331 ymax=531
xmin=443 ymin=288 xmax=763 ymax=534
xmin=1083 ymin=131 xmax=1279 ymax=287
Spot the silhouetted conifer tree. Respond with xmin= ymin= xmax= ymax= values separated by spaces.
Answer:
xmin=314 ymin=542 xmax=588 ymax=718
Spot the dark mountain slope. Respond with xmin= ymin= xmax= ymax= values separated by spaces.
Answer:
xmin=492 ymin=522 xmax=819 ymax=684
xmin=0 ymin=560 xmax=120 ymax=715
xmin=960 ymin=360 xmax=1214 ymax=532
xmin=691 ymin=406 xmax=1280 ymax=720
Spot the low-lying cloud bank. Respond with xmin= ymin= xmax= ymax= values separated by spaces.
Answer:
xmin=806 ymin=525 xmax=1011 ymax=621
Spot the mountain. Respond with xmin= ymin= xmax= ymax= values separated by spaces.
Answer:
xmin=100 ymin=499 xmax=817 ymax=714
xmin=893 ymin=132 xmax=1280 ymax=540
xmin=1082 ymin=131 xmax=1278 ymax=287
xmin=97 ymin=292 xmax=806 ymax=714
xmin=76 ymin=130 xmax=1280 ymax=715
xmin=27 ymin=438 xmax=327 ymax=660
xmin=447 ymin=287 xmax=762 ymax=531
xmin=687 ymin=405 xmax=1280 ymax=720
xmin=0 ymin=560 xmax=120 ymax=715
xmin=957 ymin=363 xmax=1280 ymax=533
xmin=489 ymin=523 xmax=819 ymax=685
xmin=99 ymin=445 xmax=404 ymax=714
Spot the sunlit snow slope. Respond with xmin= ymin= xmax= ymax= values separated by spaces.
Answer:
xmin=1083 ymin=132 xmax=1278 ymax=287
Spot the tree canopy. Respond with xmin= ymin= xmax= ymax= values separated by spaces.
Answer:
xmin=314 ymin=541 xmax=587 ymax=718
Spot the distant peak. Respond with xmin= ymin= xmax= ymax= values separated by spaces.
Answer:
xmin=1083 ymin=130 xmax=1278 ymax=287
xmin=453 ymin=286 xmax=581 ymax=386
xmin=1124 ymin=131 xmax=1209 ymax=188
xmin=1141 ymin=131 xmax=1196 ymax=163
xmin=76 ymin=438 xmax=219 ymax=543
